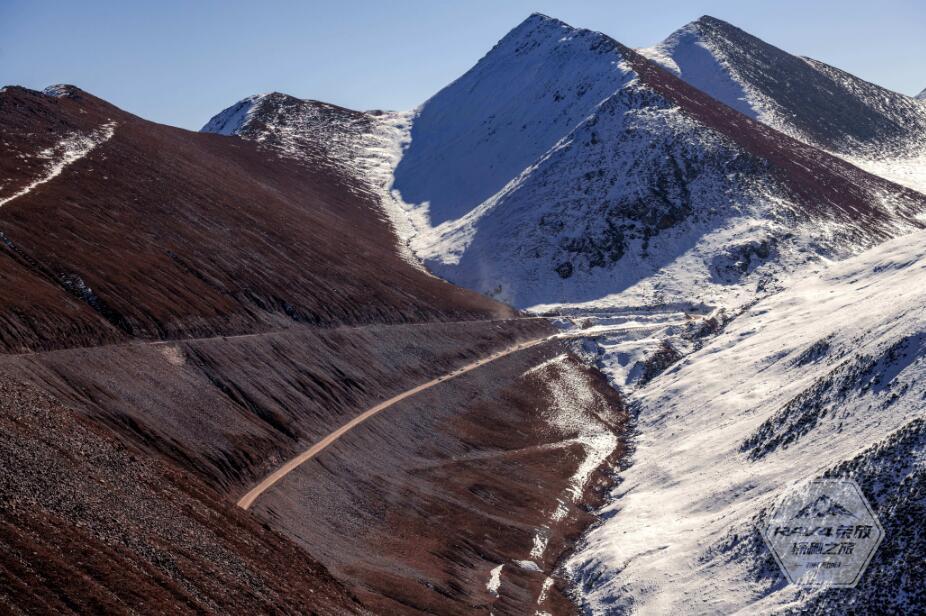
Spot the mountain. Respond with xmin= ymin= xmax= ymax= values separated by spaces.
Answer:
xmin=641 ymin=16 xmax=926 ymax=194
xmin=917 ymin=87 xmax=926 ymax=100
xmin=197 ymin=13 xmax=926 ymax=615
xmin=3 ymin=84 xmax=630 ymax=614
xmin=568 ymin=227 xmax=926 ymax=614
xmin=201 ymin=92 xmax=381 ymax=185
xmin=390 ymin=15 xmax=634 ymax=226
xmin=0 ymin=85 xmax=510 ymax=353
xmin=8 ymin=11 xmax=920 ymax=615
xmin=206 ymin=14 xmax=926 ymax=312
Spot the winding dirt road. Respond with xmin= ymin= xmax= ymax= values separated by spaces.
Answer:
xmin=237 ymin=334 xmax=556 ymax=510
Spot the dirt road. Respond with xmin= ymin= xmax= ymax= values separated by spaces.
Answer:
xmin=237 ymin=334 xmax=556 ymax=509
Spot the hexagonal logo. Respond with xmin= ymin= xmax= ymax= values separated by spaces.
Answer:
xmin=761 ymin=479 xmax=883 ymax=587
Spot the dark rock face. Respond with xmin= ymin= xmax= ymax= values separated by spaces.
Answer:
xmin=636 ymin=341 xmax=683 ymax=385
xmin=710 ymin=239 xmax=777 ymax=283
xmin=555 ymin=261 xmax=574 ymax=279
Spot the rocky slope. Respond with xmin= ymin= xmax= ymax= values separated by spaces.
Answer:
xmin=642 ymin=16 xmax=926 ymax=194
xmin=0 ymin=378 xmax=366 ymax=615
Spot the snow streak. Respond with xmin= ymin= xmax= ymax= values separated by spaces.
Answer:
xmin=0 ymin=122 xmax=116 ymax=208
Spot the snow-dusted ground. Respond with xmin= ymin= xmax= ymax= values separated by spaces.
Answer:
xmin=842 ymin=151 xmax=926 ymax=197
xmin=567 ymin=230 xmax=926 ymax=614
xmin=0 ymin=121 xmax=116 ymax=208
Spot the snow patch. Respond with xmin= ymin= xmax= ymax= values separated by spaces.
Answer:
xmin=0 ymin=121 xmax=116 ymax=208
xmin=514 ymin=560 xmax=542 ymax=572
xmin=201 ymin=95 xmax=261 ymax=135
xmin=486 ymin=564 xmax=503 ymax=596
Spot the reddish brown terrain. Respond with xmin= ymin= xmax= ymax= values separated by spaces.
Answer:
xmin=255 ymin=342 xmax=626 ymax=614
xmin=0 ymin=85 xmax=512 ymax=353
xmin=0 ymin=85 xmax=626 ymax=614
xmin=0 ymin=379 xmax=365 ymax=615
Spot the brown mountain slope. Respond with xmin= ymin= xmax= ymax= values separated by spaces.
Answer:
xmin=0 ymin=85 xmax=512 ymax=353
xmin=0 ymin=85 xmax=553 ymax=613
xmin=0 ymin=378 xmax=368 ymax=615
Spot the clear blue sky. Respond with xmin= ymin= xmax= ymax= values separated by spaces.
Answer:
xmin=2 ymin=0 xmax=924 ymax=130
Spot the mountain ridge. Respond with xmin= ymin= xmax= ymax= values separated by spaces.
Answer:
xmin=204 ymin=15 xmax=926 ymax=311
xmin=642 ymin=15 xmax=926 ymax=194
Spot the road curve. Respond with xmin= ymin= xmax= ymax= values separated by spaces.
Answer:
xmin=238 ymin=334 xmax=556 ymax=510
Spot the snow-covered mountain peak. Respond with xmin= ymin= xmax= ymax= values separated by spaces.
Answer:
xmin=644 ymin=17 xmax=926 ymax=185
xmin=201 ymin=94 xmax=263 ymax=135
xmin=201 ymin=92 xmax=337 ymax=136
xmin=391 ymin=15 xmax=633 ymax=226
xmin=202 ymin=93 xmax=375 ymax=163
xmin=638 ymin=16 xmax=760 ymax=120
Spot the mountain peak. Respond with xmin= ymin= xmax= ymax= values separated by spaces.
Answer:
xmin=391 ymin=13 xmax=631 ymax=226
xmin=42 ymin=84 xmax=85 ymax=99
xmin=521 ymin=12 xmax=570 ymax=29
xmin=201 ymin=94 xmax=263 ymax=135
xmin=501 ymin=11 xmax=579 ymax=45
xmin=693 ymin=15 xmax=737 ymax=30
xmin=917 ymin=88 xmax=926 ymax=100
xmin=525 ymin=12 xmax=557 ymax=23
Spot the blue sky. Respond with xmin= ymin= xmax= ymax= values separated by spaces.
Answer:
xmin=2 ymin=0 xmax=924 ymax=130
